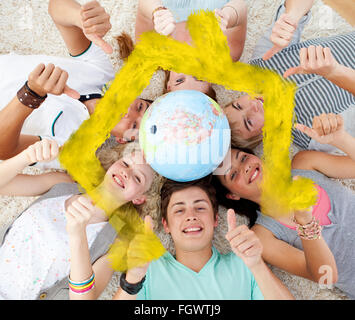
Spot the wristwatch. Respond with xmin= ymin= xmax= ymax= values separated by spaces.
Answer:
xmin=119 ymin=273 xmax=146 ymax=295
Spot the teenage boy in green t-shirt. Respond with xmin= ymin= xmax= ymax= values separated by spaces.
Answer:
xmin=114 ymin=177 xmax=294 ymax=300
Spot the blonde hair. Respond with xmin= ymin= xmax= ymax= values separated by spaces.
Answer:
xmin=96 ymin=141 xmax=163 ymax=221
xmin=230 ymin=129 xmax=263 ymax=149
xmin=223 ymin=104 xmax=263 ymax=149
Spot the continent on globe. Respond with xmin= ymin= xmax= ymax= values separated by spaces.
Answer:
xmin=139 ymin=90 xmax=230 ymax=182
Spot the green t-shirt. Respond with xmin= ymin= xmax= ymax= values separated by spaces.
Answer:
xmin=137 ymin=246 xmax=264 ymax=300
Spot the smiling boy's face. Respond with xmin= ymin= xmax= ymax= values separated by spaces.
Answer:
xmin=224 ymin=95 xmax=265 ymax=140
xmin=162 ymin=186 xmax=218 ymax=253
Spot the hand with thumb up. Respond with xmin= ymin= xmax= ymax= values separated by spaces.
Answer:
xmin=225 ymin=209 xmax=263 ymax=269
xmin=125 ymin=215 xmax=158 ymax=284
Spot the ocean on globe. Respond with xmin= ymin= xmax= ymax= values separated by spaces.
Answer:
xmin=139 ymin=90 xmax=231 ymax=182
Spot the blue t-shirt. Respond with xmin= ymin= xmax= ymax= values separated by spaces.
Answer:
xmin=137 ymin=246 xmax=264 ymax=300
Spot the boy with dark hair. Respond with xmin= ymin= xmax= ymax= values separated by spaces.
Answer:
xmin=114 ymin=176 xmax=294 ymax=300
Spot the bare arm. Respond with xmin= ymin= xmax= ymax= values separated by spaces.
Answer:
xmin=0 ymin=63 xmax=79 ymax=159
xmin=324 ymin=64 xmax=355 ymax=96
xmin=48 ymin=0 xmax=112 ymax=55
xmin=137 ymin=0 xmax=163 ymax=20
xmin=293 ymin=113 xmax=355 ymax=178
xmin=292 ymin=150 xmax=355 ymax=179
xmin=215 ymin=0 xmax=248 ymax=61
xmin=284 ymin=0 xmax=315 ymax=21
xmin=284 ymin=45 xmax=355 ymax=95
xmin=0 ymin=139 xmax=73 ymax=196
xmin=0 ymin=96 xmax=40 ymax=159
xmin=263 ymin=0 xmax=315 ymax=60
xmin=252 ymin=223 xmax=338 ymax=285
xmin=113 ymin=216 xmax=154 ymax=300
xmin=66 ymin=195 xmax=113 ymax=300
xmin=226 ymin=209 xmax=294 ymax=299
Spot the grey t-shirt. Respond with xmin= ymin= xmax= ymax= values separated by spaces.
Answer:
xmin=255 ymin=169 xmax=355 ymax=299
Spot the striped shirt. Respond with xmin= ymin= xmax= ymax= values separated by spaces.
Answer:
xmin=249 ymin=32 xmax=355 ymax=149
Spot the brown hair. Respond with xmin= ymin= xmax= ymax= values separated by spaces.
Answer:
xmin=211 ymin=147 xmax=259 ymax=227
xmin=115 ymin=33 xmax=217 ymax=102
xmin=160 ymin=175 xmax=218 ymax=222
xmin=115 ymin=32 xmax=135 ymax=60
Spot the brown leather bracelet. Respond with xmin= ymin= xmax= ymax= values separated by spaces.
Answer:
xmin=17 ymin=81 xmax=47 ymax=109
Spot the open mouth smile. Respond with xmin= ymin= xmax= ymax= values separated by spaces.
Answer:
xmin=248 ymin=166 xmax=260 ymax=184
xmin=182 ymin=225 xmax=203 ymax=235
xmin=112 ymin=174 xmax=125 ymax=189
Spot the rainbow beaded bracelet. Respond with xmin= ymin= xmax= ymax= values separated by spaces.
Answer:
xmin=68 ymin=273 xmax=95 ymax=295
xmin=292 ymin=216 xmax=323 ymax=240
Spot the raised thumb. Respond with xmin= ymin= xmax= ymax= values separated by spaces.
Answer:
xmin=227 ymin=209 xmax=237 ymax=232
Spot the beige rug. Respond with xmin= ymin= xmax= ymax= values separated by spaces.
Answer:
xmin=0 ymin=0 xmax=354 ymax=300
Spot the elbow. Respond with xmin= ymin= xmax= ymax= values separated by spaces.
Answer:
xmin=311 ymin=265 xmax=338 ymax=286
xmin=291 ymin=150 xmax=313 ymax=170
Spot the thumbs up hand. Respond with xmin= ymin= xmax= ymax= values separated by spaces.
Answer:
xmin=125 ymin=215 xmax=157 ymax=283
xmin=225 ymin=209 xmax=263 ymax=269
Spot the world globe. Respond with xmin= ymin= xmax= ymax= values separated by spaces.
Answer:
xmin=139 ymin=90 xmax=231 ymax=182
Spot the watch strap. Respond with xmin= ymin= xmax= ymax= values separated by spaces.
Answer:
xmin=119 ymin=273 xmax=146 ymax=295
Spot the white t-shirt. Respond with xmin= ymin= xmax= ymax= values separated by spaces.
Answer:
xmin=0 ymin=43 xmax=115 ymax=169
xmin=0 ymin=195 xmax=107 ymax=300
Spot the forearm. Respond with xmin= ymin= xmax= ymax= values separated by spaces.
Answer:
xmin=138 ymin=0 xmax=164 ymax=20
xmin=326 ymin=64 xmax=355 ymax=95
xmin=331 ymin=131 xmax=355 ymax=161
xmin=49 ymin=0 xmax=92 ymax=55
xmin=250 ymin=261 xmax=294 ymax=300
xmin=285 ymin=0 xmax=315 ymax=22
xmin=112 ymin=272 xmax=142 ymax=300
xmin=0 ymin=152 xmax=30 ymax=189
xmin=301 ymin=237 xmax=338 ymax=284
xmin=223 ymin=0 xmax=247 ymax=27
xmin=48 ymin=0 xmax=81 ymax=28
xmin=0 ymin=172 xmax=73 ymax=196
xmin=113 ymin=288 xmax=138 ymax=300
xmin=0 ymin=97 xmax=36 ymax=159
xmin=68 ymin=232 xmax=98 ymax=300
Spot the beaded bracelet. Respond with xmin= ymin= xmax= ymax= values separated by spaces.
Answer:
xmin=292 ymin=216 xmax=323 ymax=240
xmin=68 ymin=273 xmax=95 ymax=295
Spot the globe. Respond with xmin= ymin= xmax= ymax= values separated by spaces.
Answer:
xmin=139 ymin=90 xmax=231 ymax=182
